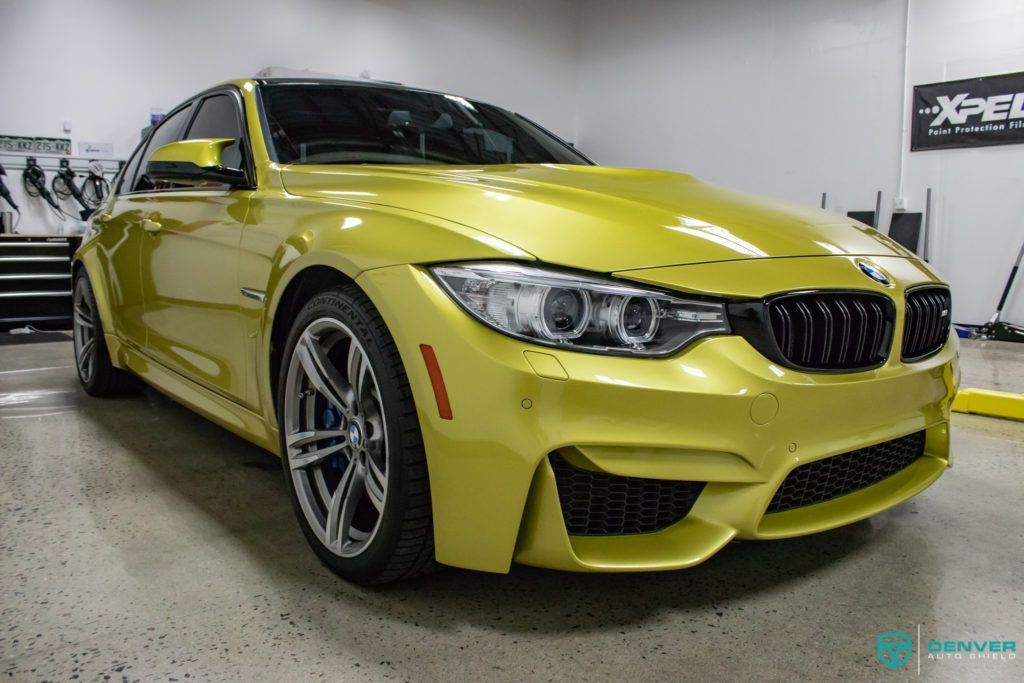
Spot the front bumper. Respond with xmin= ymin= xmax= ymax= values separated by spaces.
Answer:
xmin=358 ymin=256 xmax=958 ymax=574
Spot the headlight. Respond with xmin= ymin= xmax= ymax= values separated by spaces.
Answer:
xmin=430 ymin=262 xmax=729 ymax=356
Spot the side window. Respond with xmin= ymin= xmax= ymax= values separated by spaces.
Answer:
xmin=133 ymin=103 xmax=195 ymax=192
xmin=185 ymin=94 xmax=245 ymax=170
xmin=116 ymin=141 xmax=146 ymax=194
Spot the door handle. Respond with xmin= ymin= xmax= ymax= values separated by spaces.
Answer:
xmin=142 ymin=218 xmax=163 ymax=234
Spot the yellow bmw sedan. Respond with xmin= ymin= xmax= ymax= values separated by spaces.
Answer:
xmin=73 ymin=77 xmax=958 ymax=584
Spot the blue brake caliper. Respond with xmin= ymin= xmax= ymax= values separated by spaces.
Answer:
xmin=321 ymin=404 xmax=346 ymax=472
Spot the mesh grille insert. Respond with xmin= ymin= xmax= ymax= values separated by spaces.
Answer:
xmin=766 ymin=431 xmax=926 ymax=514
xmin=766 ymin=291 xmax=895 ymax=371
xmin=902 ymin=287 xmax=951 ymax=361
xmin=549 ymin=453 xmax=705 ymax=536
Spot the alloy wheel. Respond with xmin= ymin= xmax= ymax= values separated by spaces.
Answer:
xmin=72 ymin=282 xmax=96 ymax=384
xmin=283 ymin=318 xmax=389 ymax=558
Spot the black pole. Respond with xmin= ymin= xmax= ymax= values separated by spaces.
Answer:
xmin=990 ymin=239 xmax=1024 ymax=324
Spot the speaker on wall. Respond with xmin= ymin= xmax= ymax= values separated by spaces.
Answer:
xmin=888 ymin=212 xmax=923 ymax=255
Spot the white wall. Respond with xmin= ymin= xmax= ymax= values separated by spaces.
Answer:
xmin=575 ymin=0 xmax=908 ymax=215
xmin=0 ymin=0 xmax=579 ymax=233
xmin=3 ymin=0 xmax=1022 ymax=324
xmin=575 ymin=0 xmax=1024 ymax=324
xmin=898 ymin=0 xmax=1024 ymax=324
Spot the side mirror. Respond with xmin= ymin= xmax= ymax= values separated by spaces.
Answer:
xmin=146 ymin=138 xmax=245 ymax=187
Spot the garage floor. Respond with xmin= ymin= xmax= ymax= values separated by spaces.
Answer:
xmin=1 ymin=337 xmax=1022 ymax=682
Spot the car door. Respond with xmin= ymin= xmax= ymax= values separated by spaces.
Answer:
xmin=96 ymin=103 xmax=195 ymax=348
xmin=136 ymin=90 xmax=255 ymax=407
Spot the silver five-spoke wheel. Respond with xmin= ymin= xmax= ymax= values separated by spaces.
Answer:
xmin=70 ymin=273 xmax=144 ymax=397
xmin=283 ymin=317 xmax=389 ymax=558
xmin=73 ymin=281 xmax=96 ymax=384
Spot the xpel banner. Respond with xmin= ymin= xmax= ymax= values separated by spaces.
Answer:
xmin=911 ymin=70 xmax=1024 ymax=151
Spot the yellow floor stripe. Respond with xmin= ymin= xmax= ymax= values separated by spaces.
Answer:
xmin=952 ymin=388 xmax=1024 ymax=421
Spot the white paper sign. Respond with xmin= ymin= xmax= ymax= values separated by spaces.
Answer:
xmin=78 ymin=141 xmax=115 ymax=157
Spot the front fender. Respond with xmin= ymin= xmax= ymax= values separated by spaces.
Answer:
xmin=246 ymin=195 xmax=538 ymax=428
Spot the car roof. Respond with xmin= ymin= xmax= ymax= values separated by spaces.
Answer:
xmin=256 ymin=76 xmax=406 ymax=88
xmin=207 ymin=77 xmax=509 ymax=115
xmin=215 ymin=76 xmax=451 ymax=99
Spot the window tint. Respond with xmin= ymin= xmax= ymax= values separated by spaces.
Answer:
xmin=258 ymin=84 xmax=589 ymax=166
xmin=132 ymin=103 xmax=194 ymax=192
xmin=117 ymin=141 xmax=146 ymax=194
xmin=186 ymin=94 xmax=244 ymax=170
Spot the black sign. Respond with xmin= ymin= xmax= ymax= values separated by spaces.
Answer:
xmin=911 ymin=71 xmax=1024 ymax=151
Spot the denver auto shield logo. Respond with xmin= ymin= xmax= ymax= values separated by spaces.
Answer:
xmin=911 ymin=70 xmax=1024 ymax=151
xmin=877 ymin=631 xmax=914 ymax=670
xmin=875 ymin=628 xmax=1017 ymax=673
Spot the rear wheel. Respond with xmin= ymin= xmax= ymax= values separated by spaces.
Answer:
xmin=72 ymin=272 xmax=145 ymax=396
xmin=278 ymin=284 xmax=436 ymax=584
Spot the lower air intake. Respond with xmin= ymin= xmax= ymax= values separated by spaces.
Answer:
xmin=549 ymin=452 xmax=705 ymax=536
xmin=766 ymin=431 xmax=927 ymax=514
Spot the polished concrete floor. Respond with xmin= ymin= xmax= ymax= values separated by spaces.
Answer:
xmin=1 ymin=336 xmax=1022 ymax=682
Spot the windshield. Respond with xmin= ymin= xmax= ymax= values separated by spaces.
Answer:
xmin=258 ymin=82 xmax=591 ymax=166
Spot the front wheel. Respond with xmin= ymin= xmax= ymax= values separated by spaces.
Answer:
xmin=278 ymin=284 xmax=436 ymax=584
xmin=72 ymin=272 xmax=145 ymax=396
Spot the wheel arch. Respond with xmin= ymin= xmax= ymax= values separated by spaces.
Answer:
xmin=266 ymin=264 xmax=357 ymax=413
xmin=257 ymin=199 xmax=537 ymax=416
xmin=71 ymin=255 xmax=125 ymax=368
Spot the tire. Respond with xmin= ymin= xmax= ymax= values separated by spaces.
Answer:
xmin=277 ymin=284 xmax=436 ymax=585
xmin=72 ymin=272 xmax=145 ymax=397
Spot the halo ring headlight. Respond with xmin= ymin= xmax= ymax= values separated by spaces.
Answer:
xmin=430 ymin=262 xmax=730 ymax=357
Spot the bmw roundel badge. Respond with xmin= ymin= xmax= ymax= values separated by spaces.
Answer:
xmin=859 ymin=262 xmax=891 ymax=286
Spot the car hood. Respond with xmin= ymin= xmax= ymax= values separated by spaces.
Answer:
xmin=280 ymin=164 xmax=913 ymax=272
